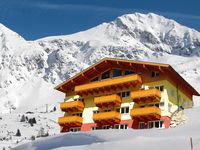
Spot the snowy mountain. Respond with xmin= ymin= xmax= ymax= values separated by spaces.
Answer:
xmin=0 ymin=12 xmax=200 ymax=114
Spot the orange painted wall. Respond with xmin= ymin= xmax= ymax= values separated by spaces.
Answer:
xmin=81 ymin=123 xmax=96 ymax=131
xmin=161 ymin=116 xmax=171 ymax=128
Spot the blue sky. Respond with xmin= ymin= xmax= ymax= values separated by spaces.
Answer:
xmin=0 ymin=0 xmax=200 ymax=40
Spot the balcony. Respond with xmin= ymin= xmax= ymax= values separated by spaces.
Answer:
xmin=75 ymin=74 xmax=142 ymax=95
xmin=93 ymin=111 xmax=121 ymax=124
xmin=60 ymin=100 xmax=84 ymax=112
xmin=130 ymin=107 xmax=161 ymax=121
xmin=58 ymin=116 xmax=83 ymax=127
xmin=94 ymin=94 xmax=121 ymax=107
xmin=131 ymin=89 xmax=161 ymax=104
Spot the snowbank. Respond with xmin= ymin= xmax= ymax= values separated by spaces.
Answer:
xmin=13 ymin=106 xmax=200 ymax=150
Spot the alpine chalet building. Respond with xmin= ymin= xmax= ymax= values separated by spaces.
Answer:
xmin=55 ymin=58 xmax=199 ymax=132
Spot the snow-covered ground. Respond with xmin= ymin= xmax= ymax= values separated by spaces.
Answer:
xmin=13 ymin=101 xmax=200 ymax=150
xmin=0 ymin=103 xmax=63 ymax=149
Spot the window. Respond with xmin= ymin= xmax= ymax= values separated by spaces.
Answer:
xmin=72 ymin=112 xmax=82 ymax=117
xmin=121 ymin=91 xmax=130 ymax=98
xmin=71 ymin=87 xmax=75 ymax=92
xmin=138 ymin=72 xmax=143 ymax=76
xmin=155 ymin=85 xmax=164 ymax=92
xmin=168 ymin=103 xmax=173 ymax=113
xmin=104 ymin=109 xmax=111 ymax=112
xmin=118 ymin=91 xmax=130 ymax=98
xmin=102 ymin=71 xmax=110 ymax=80
xmin=91 ymin=77 xmax=99 ymax=82
xmin=117 ymin=107 xmax=129 ymax=114
xmin=93 ymin=110 xmax=99 ymax=114
xmin=102 ymin=125 xmax=110 ymax=129
xmin=79 ymin=98 xmax=84 ymax=102
xmin=116 ymin=108 xmax=120 ymax=112
xmin=151 ymin=71 xmax=160 ymax=77
xmin=114 ymin=124 xmax=119 ymax=129
xmin=148 ymin=122 xmax=154 ymax=129
xmin=91 ymin=126 xmax=97 ymax=130
xmin=147 ymin=102 xmax=164 ymax=109
xmin=113 ymin=69 xmax=122 ymax=77
xmin=74 ymin=98 xmax=84 ymax=102
xmin=155 ymin=121 xmax=159 ymax=128
xmin=124 ymin=70 xmax=134 ymax=75
xmin=159 ymin=86 xmax=164 ymax=92
xmin=148 ymin=121 xmax=164 ymax=129
xmin=170 ymin=90 xmax=175 ymax=97
xmin=114 ymin=124 xmax=128 ymax=129
xmin=70 ymin=127 xmax=80 ymax=132
xmin=159 ymin=102 xmax=165 ymax=111
xmin=139 ymin=122 xmax=145 ymax=129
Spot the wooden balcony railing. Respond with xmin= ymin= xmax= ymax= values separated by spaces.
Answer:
xmin=94 ymin=94 xmax=121 ymax=107
xmin=131 ymin=89 xmax=161 ymax=104
xmin=75 ymin=74 xmax=142 ymax=95
xmin=130 ymin=106 xmax=161 ymax=120
xmin=60 ymin=100 xmax=84 ymax=112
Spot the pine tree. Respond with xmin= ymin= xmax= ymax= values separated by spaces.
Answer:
xmin=29 ymin=118 xmax=34 ymax=126
xmin=16 ymin=129 xmax=21 ymax=136
xmin=32 ymin=117 xmax=37 ymax=124
xmin=53 ymin=106 xmax=56 ymax=112
xmin=25 ymin=116 xmax=29 ymax=122
xmin=37 ymin=127 xmax=45 ymax=137
xmin=31 ymin=135 xmax=35 ymax=141
xmin=20 ymin=115 xmax=26 ymax=122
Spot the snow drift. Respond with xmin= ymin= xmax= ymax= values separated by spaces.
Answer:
xmin=13 ymin=105 xmax=200 ymax=150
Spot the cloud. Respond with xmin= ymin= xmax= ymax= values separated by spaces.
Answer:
xmin=29 ymin=2 xmax=200 ymax=21
xmin=158 ymin=12 xmax=200 ymax=20
xmin=1 ymin=0 xmax=200 ymax=22
xmin=27 ymin=1 xmax=143 ymax=14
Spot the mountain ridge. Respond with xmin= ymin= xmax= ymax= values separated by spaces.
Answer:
xmin=0 ymin=12 xmax=200 ymax=113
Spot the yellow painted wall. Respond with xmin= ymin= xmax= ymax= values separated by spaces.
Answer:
xmin=141 ymin=80 xmax=170 ymax=117
xmin=81 ymin=88 xmax=136 ymax=123
xmin=142 ymin=80 xmax=193 ymax=117
xmin=62 ymin=79 xmax=193 ymax=124
xmin=165 ymin=80 xmax=193 ymax=110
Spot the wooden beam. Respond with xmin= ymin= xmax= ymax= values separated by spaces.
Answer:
xmin=111 ymin=85 xmax=117 ymax=91
xmin=93 ymin=89 xmax=99 ymax=94
xmin=104 ymin=87 xmax=111 ymax=92
xmin=93 ymin=67 xmax=101 ymax=74
xmin=81 ymin=73 xmax=89 ymax=80
xmin=129 ymin=63 xmax=135 ymax=70
xmin=88 ymin=90 xmax=94 ymax=95
xmin=105 ymin=60 xmax=113 ymax=68
xmin=117 ymin=84 xmax=123 ymax=90
xmin=71 ymin=79 xmax=78 ymax=85
xmin=60 ymin=86 xmax=66 ymax=92
xmin=159 ymin=66 xmax=164 ymax=73
xmin=142 ymin=64 xmax=149 ymax=71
